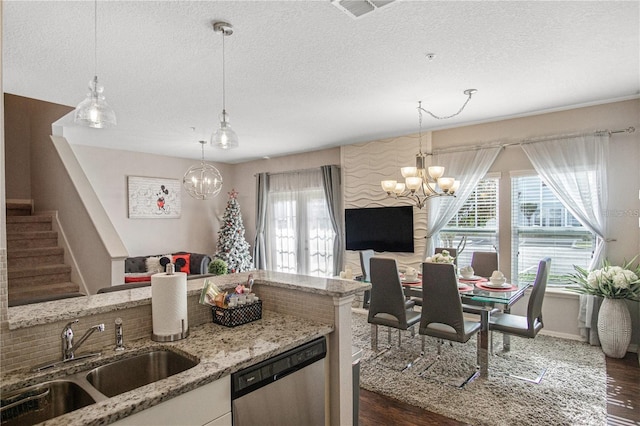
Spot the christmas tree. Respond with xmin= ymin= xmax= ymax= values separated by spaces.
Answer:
xmin=214 ymin=189 xmax=253 ymax=273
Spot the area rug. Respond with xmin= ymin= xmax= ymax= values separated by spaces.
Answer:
xmin=352 ymin=310 xmax=607 ymax=426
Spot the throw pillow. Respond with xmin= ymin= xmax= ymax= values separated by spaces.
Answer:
xmin=124 ymin=273 xmax=153 ymax=283
xmin=158 ymin=254 xmax=173 ymax=271
xmin=145 ymin=256 xmax=163 ymax=274
xmin=173 ymin=253 xmax=191 ymax=274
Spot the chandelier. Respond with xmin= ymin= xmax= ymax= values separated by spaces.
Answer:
xmin=210 ymin=21 xmax=239 ymax=150
xmin=74 ymin=0 xmax=116 ymax=128
xmin=183 ymin=140 xmax=223 ymax=200
xmin=380 ymin=96 xmax=474 ymax=209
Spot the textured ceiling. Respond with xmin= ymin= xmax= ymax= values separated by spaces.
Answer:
xmin=3 ymin=1 xmax=639 ymax=164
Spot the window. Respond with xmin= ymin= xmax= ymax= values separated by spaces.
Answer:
xmin=511 ymin=174 xmax=595 ymax=286
xmin=440 ymin=177 xmax=499 ymax=267
xmin=266 ymin=170 xmax=335 ymax=277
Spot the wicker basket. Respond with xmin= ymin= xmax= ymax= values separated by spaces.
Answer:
xmin=212 ymin=301 xmax=262 ymax=327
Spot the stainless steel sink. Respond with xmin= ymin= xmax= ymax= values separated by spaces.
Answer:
xmin=2 ymin=348 xmax=199 ymax=424
xmin=85 ymin=349 xmax=199 ymax=397
xmin=0 ymin=380 xmax=96 ymax=426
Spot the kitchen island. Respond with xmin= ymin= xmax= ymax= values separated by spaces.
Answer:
xmin=1 ymin=271 xmax=369 ymax=426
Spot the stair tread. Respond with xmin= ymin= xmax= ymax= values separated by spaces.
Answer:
xmin=6 ymin=231 xmax=57 ymax=239
xmin=9 ymin=282 xmax=81 ymax=298
xmin=9 ymin=264 xmax=72 ymax=277
xmin=6 ymin=215 xmax=52 ymax=223
xmin=8 ymin=247 xmax=64 ymax=258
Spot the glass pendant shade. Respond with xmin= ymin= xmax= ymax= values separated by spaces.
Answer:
xmin=183 ymin=141 xmax=223 ymax=200
xmin=74 ymin=76 xmax=116 ymax=128
xmin=451 ymin=180 xmax=461 ymax=194
xmin=211 ymin=111 xmax=239 ymax=150
xmin=405 ymin=176 xmax=422 ymax=191
xmin=381 ymin=180 xmax=397 ymax=193
xmin=437 ymin=177 xmax=455 ymax=192
xmin=428 ymin=166 xmax=445 ymax=180
xmin=401 ymin=167 xmax=417 ymax=178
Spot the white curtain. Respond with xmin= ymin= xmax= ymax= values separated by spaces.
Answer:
xmin=521 ymin=133 xmax=610 ymax=345
xmin=265 ymin=168 xmax=335 ymax=276
xmin=424 ymin=146 xmax=502 ymax=260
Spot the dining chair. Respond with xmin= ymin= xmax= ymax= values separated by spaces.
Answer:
xmin=418 ymin=262 xmax=481 ymax=386
xmin=462 ymin=251 xmax=500 ymax=316
xmin=488 ymin=257 xmax=551 ymax=383
xmin=368 ymin=257 xmax=421 ymax=357
xmin=470 ymin=251 xmax=499 ymax=278
xmin=359 ymin=249 xmax=375 ymax=308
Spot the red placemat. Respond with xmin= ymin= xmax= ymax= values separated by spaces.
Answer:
xmin=475 ymin=282 xmax=517 ymax=291
xmin=401 ymin=280 xmax=421 ymax=286
xmin=457 ymin=284 xmax=474 ymax=292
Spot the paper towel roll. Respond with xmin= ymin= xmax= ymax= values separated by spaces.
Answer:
xmin=151 ymin=272 xmax=188 ymax=341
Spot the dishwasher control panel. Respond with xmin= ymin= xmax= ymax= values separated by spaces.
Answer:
xmin=231 ymin=336 xmax=327 ymax=399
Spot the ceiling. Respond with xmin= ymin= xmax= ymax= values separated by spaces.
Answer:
xmin=3 ymin=1 xmax=639 ymax=164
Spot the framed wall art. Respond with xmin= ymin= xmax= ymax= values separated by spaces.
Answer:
xmin=127 ymin=176 xmax=181 ymax=219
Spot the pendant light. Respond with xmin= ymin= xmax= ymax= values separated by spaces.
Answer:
xmin=74 ymin=0 xmax=116 ymax=128
xmin=210 ymin=21 xmax=239 ymax=150
xmin=183 ymin=140 xmax=223 ymax=200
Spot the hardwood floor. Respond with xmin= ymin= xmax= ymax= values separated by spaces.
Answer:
xmin=358 ymin=352 xmax=639 ymax=426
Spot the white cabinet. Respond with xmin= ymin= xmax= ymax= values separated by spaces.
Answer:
xmin=204 ymin=412 xmax=232 ymax=426
xmin=112 ymin=376 xmax=231 ymax=426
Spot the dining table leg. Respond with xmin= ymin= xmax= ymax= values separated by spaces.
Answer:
xmin=502 ymin=307 xmax=511 ymax=352
xmin=478 ymin=309 xmax=489 ymax=378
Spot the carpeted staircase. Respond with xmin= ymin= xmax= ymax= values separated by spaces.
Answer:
xmin=6 ymin=200 xmax=81 ymax=306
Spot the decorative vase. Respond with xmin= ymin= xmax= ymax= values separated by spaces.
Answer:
xmin=597 ymin=298 xmax=632 ymax=358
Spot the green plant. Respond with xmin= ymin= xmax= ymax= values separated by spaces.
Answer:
xmin=566 ymin=256 xmax=640 ymax=301
xmin=208 ymin=258 xmax=228 ymax=276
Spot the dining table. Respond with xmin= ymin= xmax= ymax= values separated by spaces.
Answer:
xmin=401 ymin=275 xmax=531 ymax=378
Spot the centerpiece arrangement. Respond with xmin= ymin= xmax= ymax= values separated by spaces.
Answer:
xmin=425 ymin=249 xmax=455 ymax=264
xmin=567 ymin=256 xmax=640 ymax=358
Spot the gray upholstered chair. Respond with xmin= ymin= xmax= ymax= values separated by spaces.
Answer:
xmin=360 ymin=249 xmax=375 ymax=308
xmin=462 ymin=251 xmax=501 ymax=316
xmin=489 ymin=257 xmax=551 ymax=383
xmin=470 ymin=251 xmax=499 ymax=278
xmin=408 ymin=248 xmax=458 ymax=307
xmin=368 ymin=257 xmax=421 ymax=353
xmin=418 ymin=262 xmax=481 ymax=386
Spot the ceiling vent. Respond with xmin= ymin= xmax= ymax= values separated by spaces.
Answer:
xmin=331 ymin=0 xmax=395 ymax=19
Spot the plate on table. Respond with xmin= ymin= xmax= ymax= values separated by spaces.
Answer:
xmin=458 ymin=275 xmax=484 ymax=281
xmin=483 ymin=281 xmax=511 ymax=289
xmin=401 ymin=278 xmax=421 ymax=285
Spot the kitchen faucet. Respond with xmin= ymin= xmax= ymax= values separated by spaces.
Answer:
xmin=61 ymin=319 xmax=105 ymax=361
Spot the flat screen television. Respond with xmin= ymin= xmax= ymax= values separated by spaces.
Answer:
xmin=345 ymin=206 xmax=414 ymax=253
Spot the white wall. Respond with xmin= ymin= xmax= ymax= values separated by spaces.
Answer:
xmin=71 ymin=144 xmax=232 ymax=257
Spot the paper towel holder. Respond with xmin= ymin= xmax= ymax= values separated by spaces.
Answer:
xmin=152 ymin=319 xmax=189 ymax=342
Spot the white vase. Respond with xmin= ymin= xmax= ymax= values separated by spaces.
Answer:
xmin=597 ymin=298 xmax=632 ymax=358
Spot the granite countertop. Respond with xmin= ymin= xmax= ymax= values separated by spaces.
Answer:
xmin=1 ymin=310 xmax=334 ymax=426
xmin=7 ymin=270 xmax=369 ymax=329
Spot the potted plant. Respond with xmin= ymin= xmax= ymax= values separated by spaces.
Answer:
xmin=567 ymin=257 xmax=640 ymax=358
xmin=208 ymin=258 xmax=229 ymax=276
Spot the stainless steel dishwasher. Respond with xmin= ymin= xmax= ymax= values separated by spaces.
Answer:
xmin=231 ymin=336 xmax=326 ymax=426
